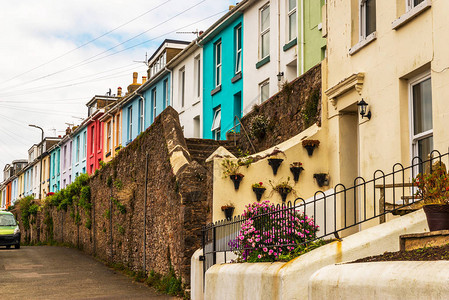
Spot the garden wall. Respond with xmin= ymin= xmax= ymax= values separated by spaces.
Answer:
xmin=233 ymin=63 xmax=322 ymax=154
xmin=13 ymin=107 xmax=209 ymax=286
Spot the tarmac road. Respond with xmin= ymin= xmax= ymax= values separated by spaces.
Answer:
xmin=0 ymin=246 xmax=177 ymax=300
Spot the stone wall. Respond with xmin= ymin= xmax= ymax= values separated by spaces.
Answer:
xmin=233 ymin=63 xmax=322 ymax=153
xmin=13 ymin=107 xmax=209 ymax=286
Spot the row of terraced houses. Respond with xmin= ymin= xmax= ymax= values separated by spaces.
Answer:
xmin=0 ymin=0 xmax=326 ymax=208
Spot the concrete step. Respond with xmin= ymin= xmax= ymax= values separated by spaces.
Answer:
xmin=185 ymin=138 xmax=239 ymax=165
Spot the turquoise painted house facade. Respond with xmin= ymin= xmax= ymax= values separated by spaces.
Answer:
xmin=201 ymin=14 xmax=243 ymax=140
xmin=49 ymin=146 xmax=61 ymax=193
xmin=71 ymin=124 xmax=88 ymax=179
xmin=122 ymin=93 xmax=144 ymax=146
xmin=143 ymin=73 xmax=171 ymax=129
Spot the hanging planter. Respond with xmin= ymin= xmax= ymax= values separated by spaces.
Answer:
xmin=229 ymin=174 xmax=244 ymax=190
xmin=252 ymin=182 xmax=266 ymax=201
xmin=268 ymin=158 xmax=284 ymax=175
xmin=221 ymin=205 xmax=235 ymax=221
xmin=314 ymin=173 xmax=328 ymax=187
xmin=270 ymin=179 xmax=294 ymax=202
xmin=302 ymin=140 xmax=320 ymax=156
xmin=290 ymin=162 xmax=304 ymax=182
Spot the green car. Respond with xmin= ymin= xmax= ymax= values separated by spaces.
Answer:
xmin=0 ymin=211 xmax=20 ymax=249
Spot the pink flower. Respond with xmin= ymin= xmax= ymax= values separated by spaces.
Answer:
xmin=263 ymin=247 xmax=268 ymax=252
xmin=258 ymin=254 xmax=262 ymax=259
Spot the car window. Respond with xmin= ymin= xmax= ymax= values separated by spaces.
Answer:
xmin=0 ymin=215 xmax=17 ymax=226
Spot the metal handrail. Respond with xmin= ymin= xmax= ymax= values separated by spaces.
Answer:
xmin=225 ymin=115 xmax=256 ymax=153
xmin=201 ymin=150 xmax=447 ymax=276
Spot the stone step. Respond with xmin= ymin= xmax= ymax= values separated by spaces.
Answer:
xmin=185 ymin=138 xmax=239 ymax=165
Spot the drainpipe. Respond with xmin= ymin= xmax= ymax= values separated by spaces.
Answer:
xmin=301 ymin=0 xmax=305 ymax=75
xmin=278 ymin=0 xmax=281 ymax=91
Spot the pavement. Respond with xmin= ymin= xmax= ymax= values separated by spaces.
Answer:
xmin=0 ymin=246 xmax=178 ymax=300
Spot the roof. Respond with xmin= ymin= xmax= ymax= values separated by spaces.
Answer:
xmin=147 ymin=39 xmax=190 ymax=65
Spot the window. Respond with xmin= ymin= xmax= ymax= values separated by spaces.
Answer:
xmin=287 ymin=0 xmax=297 ymax=41
xmin=260 ymin=4 xmax=270 ymax=59
xmin=235 ymin=25 xmax=242 ymax=74
xmin=63 ymin=146 xmax=67 ymax=169
xmin=115 ymin=114 xmax=120 ymax=147
xmin=360 ymin=0 xmax=376 ymax=39
xmin=83 ymin=131 xmax=87 ymax=158
xmin=107 ymin=121 xmax=112 ymax=152
xmin=211 ymin=107 xmax=221 ymax=140
xmin=410 ymin=74 xmax=432 ymax=169
xmin=193 ymin=116 xmax=200 ymax=138
xmin=180 ymin=68 xmax=185 ymax=107
xmin=91 ymin=126 xmax=95 ymax=154
xmin=260 ymin=80 xmax=270 ymax=103
xmin=163 ymin=79 xmax=169 ymax=108
xmin=194 ymin=56 xmax=201 ymax=98
xmin=407 ymin=0 xmax=425 ymax=10
xmin=76 ymin=136 xmax=80 ymax=163
xmin=128 ymin=106 xmax=133 ymax=141
xmin=152 ymin=88 xmax=157 ymax=122
xmin=139 ymin=99 xmax=144 ymax=132
xmin=214 ymin=41 xmax=222 ymax=87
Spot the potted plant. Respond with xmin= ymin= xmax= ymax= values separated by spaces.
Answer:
xmin=302 ymin=140 xmax=320 ymax=156
xmin=221 ymin=204 xmax=235 ymax=220
xmin=313 ymin=173 xmax=328 ymax=187
xmin=268 ymin=157 xmax=284 ymax=175
xmin=222 ymin=159 xmax=244 ymax=190
xmin=270 ymin=178 xmax=294 ymax=202
xmin=290 ymin=162 xmax=304 ymax=182
xmin=414 ymin=162 xmax=449 ymax=231
xmin=252 ymin=182 xmax=266 ymax=201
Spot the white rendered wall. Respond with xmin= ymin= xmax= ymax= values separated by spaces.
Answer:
xmin=172 ymin=47 xmax=203 ymax=139
xmin=242 ymin=0 xmax=298 ymax=115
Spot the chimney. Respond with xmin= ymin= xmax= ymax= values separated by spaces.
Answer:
xmin=127 ymin=72 xmax=142 ymax=94
xmin=133 ymin=72 xmax=138 ymax=84
xmin=229 ymin=5 xmax=235 ymax=10
xmin=117 ymin=87 xmax=122 ymax=97
xmin=142 ymin=76 xmax=147 ymax=84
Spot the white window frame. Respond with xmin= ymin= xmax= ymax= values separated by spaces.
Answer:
xmin=359 ymin=0 xmax=376 ymax=40
xmin=194 ymin=56 xmax=201 ymax=98
xmin=408 ymin=71 xmax=432 ymax=170
xmin=215 ymin=41 xmax=222 ymax=87
xmin=407 ymin=0 xmax=425 ymax=11
xmin=259 ymin=4 xmax=270 ymax=60
xmin=152 ymin=88 xmax=157 ymax=122
xmin=107 ymin=121 xmax=112 ymax=153
xmin=164 ymin=79 xmax=169 ymax=108
xmin=128 ymin=106 xmax=133 ymax=141
xmin=259 ymin=79 xmax=270 ymax=103
xmin=235 ymin=25 xmax=242 ymax=74
xmin=211 ymin=107 xmax=222 ymax=140
xmin=139 ymin=98 xmax=144 ymax=132
xmin=83 ymin=131 xmax=87 ymax=158
xmin=180 ymin=68 xmax=185 ymax=107
xmin=287 ymin=0 xmax=297 ymax=42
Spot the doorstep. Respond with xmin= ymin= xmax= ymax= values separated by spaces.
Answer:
xmin=400 ymin=230 xmax=449 ymax=251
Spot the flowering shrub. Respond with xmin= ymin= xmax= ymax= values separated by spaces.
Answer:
xmin=229 ymin=201 xmax=319 ymax=262
xmin=414 ymin=163 xmax=449 ymax=205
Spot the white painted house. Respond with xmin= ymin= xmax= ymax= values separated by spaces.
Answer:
xmin=242 ymin=0 xmax=298 ymax=113
xmin=168 ymin=42 xmax=203 ymax=139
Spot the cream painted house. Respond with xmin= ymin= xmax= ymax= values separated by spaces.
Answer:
xmin=242 ymin=0 xmax=298 ymax=113
xmin=168 ymin=42 xmax=203 ymax=138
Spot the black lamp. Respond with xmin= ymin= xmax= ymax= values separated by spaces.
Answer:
xmin=357 ymin=99 xmax=371 ymax=120
xmin=277 ymin=72 xmax=284 ymax=82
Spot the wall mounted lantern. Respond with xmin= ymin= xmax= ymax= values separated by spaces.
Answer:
xmin=277 ymin=72 xmax=284 ymax=82
xmin=357 ymin=99 xmax=371 ymax=120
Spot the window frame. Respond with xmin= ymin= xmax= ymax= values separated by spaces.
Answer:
xmin=408 ymin=71 xmax=432 ymax=170
xmin=152 ymin=88 xmax=157 ymax=122
xmin=235 ymin=25 xmax=242 ymax=74
xmin=211 ymin=107 xmax=222 ymax=141
xmin=127 ymin=106 xmax=133 ymax=142
xmin=139 ymin=98 xmax=144 ymax=133
xmin=407 ymin=0 xmax=425 ymax=11
xmin=76 ymin=135 xmax=80 ymax=163
xmin=359 ymin=0 xmax=376 ymax=40
xmin=287 ymin=0 xmax=297 ymax=42
xmin=194 ymin=56 xmax=201 ymax=98
xmin=163 ymin=79 xmax=169 ymax=108
xmin=214 ymin=40 xmax=222 ymax=88
xmin=180 ymin=68 xmax=185 ymax=107
xmin=259 ymin=4 xmax=270 ymax=60
xmin=259 ymin=79 xmax=270 ymax=103
xmin=107 ymin=121 xmax=112 ymax=153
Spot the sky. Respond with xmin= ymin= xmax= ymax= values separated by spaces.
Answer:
xmin=0 ymin=0 xmax=236 ymax=181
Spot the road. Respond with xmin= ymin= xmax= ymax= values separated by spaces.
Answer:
xmin=0 ymin=246 xmax=178 ymax=300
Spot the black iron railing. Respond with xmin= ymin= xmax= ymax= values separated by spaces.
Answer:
xmin=201 ymin=150 xmax=448 ymax=275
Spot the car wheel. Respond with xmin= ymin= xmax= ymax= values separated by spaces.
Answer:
xmin=15 ymin=243 xmax=20 ymax=249
xmin=6 ymin=245 xmax=11 ymax=249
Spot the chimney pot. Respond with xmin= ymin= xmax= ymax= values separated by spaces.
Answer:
xmin=142 ymin=76 xmax=147 ymax=84
xmin=117 ymin=87 xmax=122 ymax=97
xmin=133 ymin=72 xmax=138 ymax=84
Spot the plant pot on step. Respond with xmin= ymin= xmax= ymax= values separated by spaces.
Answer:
xmin=277 ymin=187 xmax=291 ymax=202
xmin=230 ymin=174 xmax=244 ymax=190
xmin=221 ymin=206 xmax=235 ymax=221
xmin=423 ymin=204 xmax=449 ymax=231
xmin=290 ymin=166 xmax=304 ymax=182
xmin=268 ymin=158 xmax=284 ymax=175
xmin=252 ymin=187 xmax=266 ymax=201
xmin=314 ymin=173 xmax=328 ymax=187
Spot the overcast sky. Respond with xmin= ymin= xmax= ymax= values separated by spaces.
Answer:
xmin=0 ymin=0 xmax=236 ymax=181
